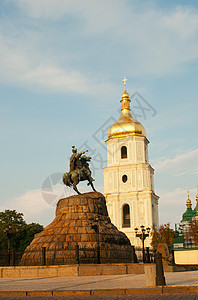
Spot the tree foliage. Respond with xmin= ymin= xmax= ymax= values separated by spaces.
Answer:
xmin=151 ymin=223 xmax=175 ymax=250
xmin=186 ymin=219 xmax=198 ymax=246
xmin=0 ymin=209 xmax=25 ymax=230
xmin=17 ymin=223 xmax=43 ymax=251
xmin=0 ymin=209 xmax=43 ymax=251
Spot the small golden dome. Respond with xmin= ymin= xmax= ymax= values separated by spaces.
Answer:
xmin=121 ymin=89 xmax=130 ymax=99
xmin=107 ymin=79 xmax=146 ymax=139
xmin=196 ymin=184 xmax=198 ymax=204
xmin=186 ymin=192 xmax=192 ymax=209
xmin=186 ymin=198 xmax=192 ymax=208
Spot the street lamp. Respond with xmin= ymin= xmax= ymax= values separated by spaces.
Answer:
xmin=134 ymin=225 xmax=150 ymax=263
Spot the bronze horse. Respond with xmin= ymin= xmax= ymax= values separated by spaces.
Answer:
xmin=63 ymin=156 xmax=96 ymax=195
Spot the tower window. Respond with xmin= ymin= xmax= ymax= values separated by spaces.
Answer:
xmin=122 ymin=204 xmax=130 ymax=228
xmin=121 ymin=146 xmax=127 ymax=159
xmin=122 ymin=175 xmax=127 ymax=183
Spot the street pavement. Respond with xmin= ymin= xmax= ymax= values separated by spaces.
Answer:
xmin=1 ymin=271 xmax=198 ymax=291
xmin=0 ymin=294 xmax=198 ymax=299
xmin=0 ymin=271 xmax=198 ymax=299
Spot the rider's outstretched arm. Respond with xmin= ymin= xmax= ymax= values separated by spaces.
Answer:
xmin=77 ymin=150 xmax=88 ymax=159
xmin=80 ymin=150 xmax=88 ymax=155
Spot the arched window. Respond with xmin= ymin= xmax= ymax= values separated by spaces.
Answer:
xmin=122 ymin=204 xmax=130 ymax=228
xmin=121 ymin=146 xmax=127 ymax=159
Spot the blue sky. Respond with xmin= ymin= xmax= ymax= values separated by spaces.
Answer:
xmin=0 ymin=0 xmax=198 ymax=228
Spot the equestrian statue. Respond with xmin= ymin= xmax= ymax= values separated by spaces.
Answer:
xmin=63 ymin=146 xmax=97 ymax=194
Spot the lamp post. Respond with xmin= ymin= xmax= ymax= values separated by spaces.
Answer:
xmin=134 ymin=225 xmax=150 ymax=263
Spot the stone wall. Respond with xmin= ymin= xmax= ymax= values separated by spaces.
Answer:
xmin=174 ymin=249 xmax=198 ymax=265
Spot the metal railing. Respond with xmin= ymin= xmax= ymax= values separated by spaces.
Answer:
xmin=0 ymin=245 xmax=153 ymax=266
xmin=0 ymin=250 xmax=24 ymax=266
xmin=135 ymin=247 xmax=155 ymax=263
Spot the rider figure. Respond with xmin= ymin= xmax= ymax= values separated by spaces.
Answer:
xmin=69 ymin=146 xmax=86 ymax=172
xmin=69 ymin=146 xmax=95 ymax=184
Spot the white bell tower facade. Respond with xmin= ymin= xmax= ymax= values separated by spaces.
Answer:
xmin=103 ymin=79 xmax=159 ymax=247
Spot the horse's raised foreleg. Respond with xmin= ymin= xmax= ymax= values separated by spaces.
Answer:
xmin=90 ymin=182 xmax=97 ymax=193
xmin=73 ymin=183 xmax=81 ymax=195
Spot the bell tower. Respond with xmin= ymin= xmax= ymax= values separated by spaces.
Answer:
xmin=103 ymin=79 xmax=159 ymax=247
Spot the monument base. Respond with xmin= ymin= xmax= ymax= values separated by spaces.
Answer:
xmin=21 ymin=192 xmax=132 ymax=265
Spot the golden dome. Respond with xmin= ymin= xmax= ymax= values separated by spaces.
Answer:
xmin=121 ymin=89 xmax=130 ymax=99
xmin=196 ymin=184 xmax=198 ymax=203
xmin=107 ymin=80 xmax=146 ymax=139
xmin=186 ymin=191 xmax=192 ymax=209
xmin=186 ymin=198 xmax=192 ymax=209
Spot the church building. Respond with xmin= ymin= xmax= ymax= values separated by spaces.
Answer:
xmin=173 ymin=187 xmax=198 ymax=249
xmin=103 ymin=79 xmax=159 ymax=247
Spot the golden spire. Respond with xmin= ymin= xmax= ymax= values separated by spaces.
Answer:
xmin=121 ymin=76 xmax=130 ymax=111
xmin=186 ymin=190 xmax=192 ymax=209
xmin=107 ymin=78 xmax=146 ymax=139
xmin=122 ymin=77 xmax=127 ymax=90
xmin=196 ymin=184 xmax=198 ymax=204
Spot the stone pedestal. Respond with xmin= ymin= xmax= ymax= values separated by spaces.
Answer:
xmin=144 ymin=265 xmax=156 ymax=287
xmin=21 ymin=192 xmax=132 ymax=265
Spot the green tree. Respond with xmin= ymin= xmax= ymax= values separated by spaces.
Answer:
xmin=151 ymin=223 xmax=175 ymax=250
xmin=0 ymin=209 xmax=25 ymax=229
xmin=0 ymin=209 xmax=43 ymax=251
xmin=150 ymin=226 xmax=161 ymax=250
xmin=186 ymin=219 xmax=198 ymax=246
xmin=17 ymin=223 xmax=43 ymax=251
xmin=0 ymin=210 xmax=25 ymax=251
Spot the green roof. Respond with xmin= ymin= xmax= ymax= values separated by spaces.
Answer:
xmin=193 ymin=204 xmax=198 ymax=217
xmin=182 ymin=208 xmax=194 ymax=221
xmin=172 ymin=235 xmax=184 ymax=244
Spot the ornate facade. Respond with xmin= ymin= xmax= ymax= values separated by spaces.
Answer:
xmin=103 ymin=79 xmax=159 ymax=247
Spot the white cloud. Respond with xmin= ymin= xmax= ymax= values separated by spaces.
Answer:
xmin=14 ymin=1 xmax=198 ymax=76
xmin=0 ymin=32 xmax=115 ymax=96
xmin=0 ymin=180 xmax=101 ymax=226
xmin=162 ymin=7 xmax=198 ymax=39
xmin=16 ymin=0 xmax=123 ymax=30
xmin=16 ymin=0 xmax=80 ymax=20
xmin=0 ymin=1 xmax=198 ymax=92
xmin=0 ymin=188 xmax=55 ymax=226
xmin=0 ymin=34 xmax=28 ymax=80
xmin=0 ymin=182 xmax=76 ymax=226
xmin=154 ymin=149 xmax=198 ymax=177
xmin=20 ymin=64 xmax=115 ymax=95
xmin=128 ymin=7 xmax=198 ymax=75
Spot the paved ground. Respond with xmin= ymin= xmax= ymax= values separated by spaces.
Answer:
xmin=1 ymin=271 xmax=198 ymax=291
xmin=1 ymin=271 xmax=198 ymax=298
xmin=0 ymin=294 xmax=198 ymax=299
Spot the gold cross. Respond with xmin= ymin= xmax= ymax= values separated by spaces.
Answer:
xmin=187 ymin=190 xmax=190 ymax=198
xmin=122 ymin=76 xmax=127 ymax=87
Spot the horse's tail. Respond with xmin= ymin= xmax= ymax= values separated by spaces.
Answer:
xmin=63 ymin=172 xmax=72 ymax=187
